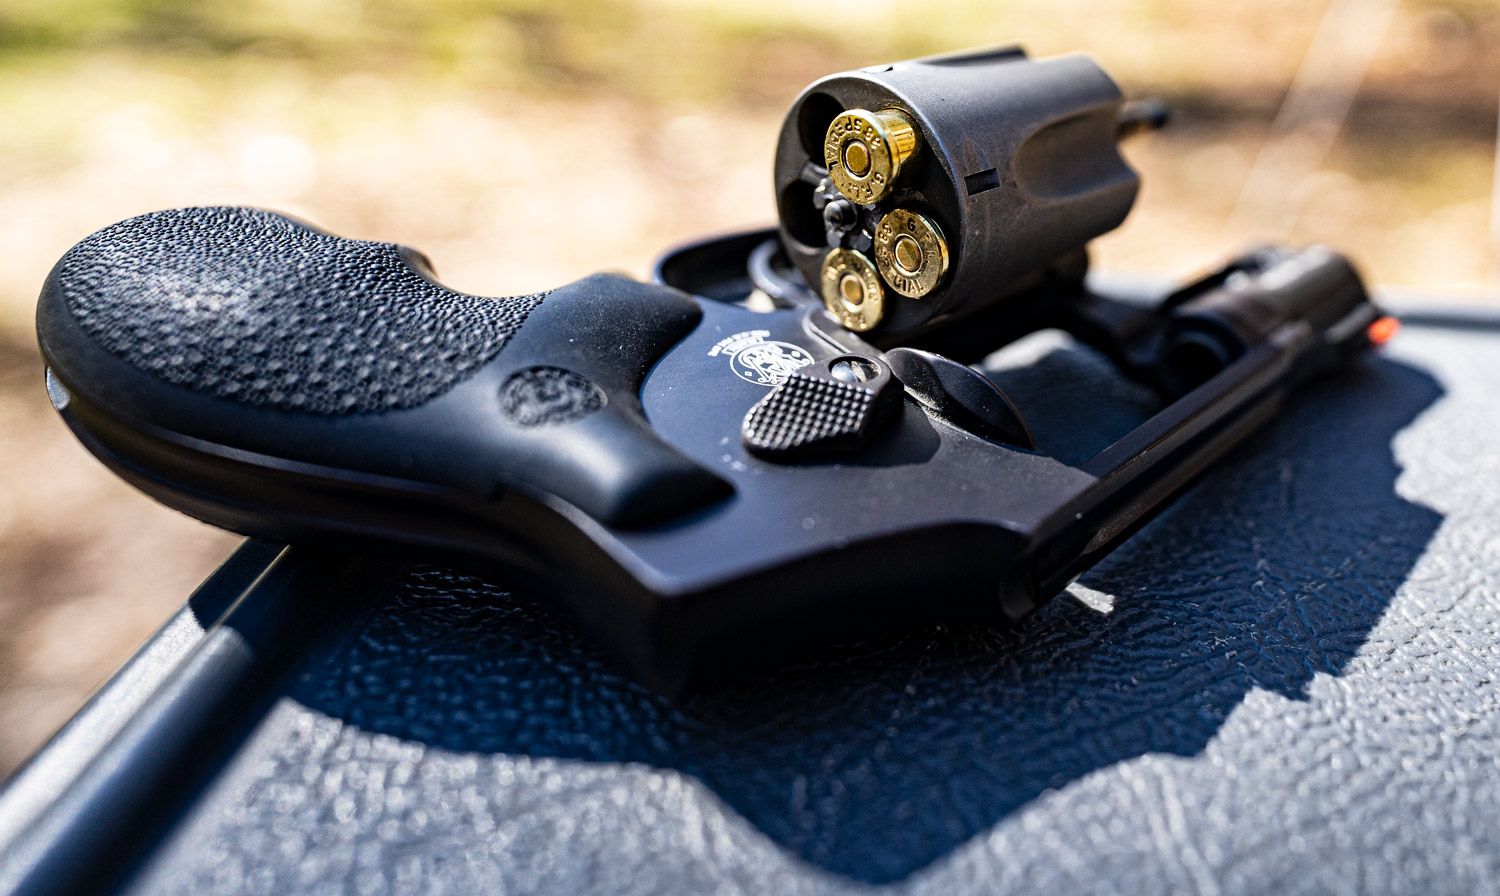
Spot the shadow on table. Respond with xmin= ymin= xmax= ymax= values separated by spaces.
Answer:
xmin=289 ymin=340 xmax=1444 ymax=884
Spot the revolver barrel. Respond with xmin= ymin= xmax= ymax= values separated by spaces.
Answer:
xmin=1159 ymin=246 xmax=1374 ymax=396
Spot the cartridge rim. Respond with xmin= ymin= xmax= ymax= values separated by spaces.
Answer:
xmin=820 ymin=248 xmax=885 ymax=331
xmin=874 ymin=209 xmax=948 ymax=298
xmin=824 ymin=108 xmax=918 ymax=205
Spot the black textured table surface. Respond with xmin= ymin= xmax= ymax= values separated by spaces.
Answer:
xmin=15 ymin=306 xmax=1500 ymax=895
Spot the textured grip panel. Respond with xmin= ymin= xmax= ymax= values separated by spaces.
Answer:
xmin=51 ymin=206 xmax=545 ymax=414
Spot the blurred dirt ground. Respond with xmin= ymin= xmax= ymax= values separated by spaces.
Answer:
xmin=0 ymin=0 xmax=1497 ymax=776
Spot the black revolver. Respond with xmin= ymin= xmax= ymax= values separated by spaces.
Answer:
xmin=36 ymin=46 xmax=1386 ymax=693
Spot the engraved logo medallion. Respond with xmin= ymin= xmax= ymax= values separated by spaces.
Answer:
xmin=708 ymin=330 xmax=814 ymax=387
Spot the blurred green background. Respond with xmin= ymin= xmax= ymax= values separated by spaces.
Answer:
xmin=0 ymin=0 xmax=1496 ymax=776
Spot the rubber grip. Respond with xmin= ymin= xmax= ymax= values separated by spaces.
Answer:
xmin=38 ymin=206 xmax=730 ymax=527
xmin=48 ymin=206 xmax=545 ymax=414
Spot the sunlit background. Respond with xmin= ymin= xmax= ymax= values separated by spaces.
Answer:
xmin=0 ymin=0 xmax=1496 ymax=776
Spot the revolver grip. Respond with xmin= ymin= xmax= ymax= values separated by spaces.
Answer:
xmin=37 ymin=207 xmax=729 ymax=529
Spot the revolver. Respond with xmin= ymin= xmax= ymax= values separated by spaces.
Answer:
xmin=36 ymin=46 xmax=1387 ymax=693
